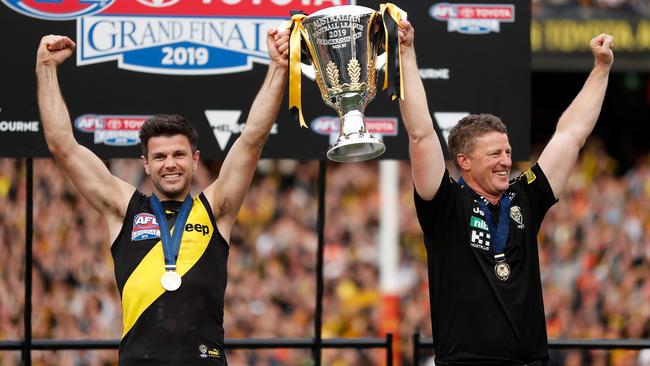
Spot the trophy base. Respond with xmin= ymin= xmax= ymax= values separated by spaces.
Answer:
xmin=327 ymin=134 xmax=386 ymax=163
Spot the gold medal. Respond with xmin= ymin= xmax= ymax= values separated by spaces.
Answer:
xmin=494 ymin=262 xmax=510 ymax=281
xmin=161 ymin=271 xmax=182 ymax=291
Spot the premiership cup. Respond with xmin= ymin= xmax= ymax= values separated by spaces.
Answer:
xmin=289 ymin=4 xmax=405 ymax=162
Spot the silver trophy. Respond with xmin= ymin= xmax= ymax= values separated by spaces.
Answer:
xmin=289 ymin=5 xmax=404 ymax=162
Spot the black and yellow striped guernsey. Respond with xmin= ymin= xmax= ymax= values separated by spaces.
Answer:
xmin=111 ymin=191 xmax=229 ymax=365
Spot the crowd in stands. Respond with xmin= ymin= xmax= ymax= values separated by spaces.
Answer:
xmin=533 ymin=0 xmax=650 ymax=17
xmin=1 ymin=139 xmax=650 ymax=365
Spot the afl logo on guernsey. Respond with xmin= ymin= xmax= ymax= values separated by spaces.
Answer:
xmin=1 ymin=0 xmax=115 ymax=21
xmin=132 ymin=213 xmax=161 ymax=241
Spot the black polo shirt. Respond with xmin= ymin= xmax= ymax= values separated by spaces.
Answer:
xmin=414 ymin=163 xmax=557 ymax=365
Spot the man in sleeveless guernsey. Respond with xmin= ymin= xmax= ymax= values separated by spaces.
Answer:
xmin=36 ymin=29 xmax=289 ymax=365
xmin=397 ymin=20 xmax=614 ymax=365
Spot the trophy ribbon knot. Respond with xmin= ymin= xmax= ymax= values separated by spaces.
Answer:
xmin=289 ymin=13 xmax=309 ymax=128
xmin=379 ymin=3 xmax=405 ymax=101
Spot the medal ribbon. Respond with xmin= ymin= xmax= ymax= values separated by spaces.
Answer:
xmin=379 ymin=3 xmax=404 ymax=101
xmin=458 ymin=178 xmax=511 ymax=256
xmin=149 ymin=195 xmax=193 ymax=271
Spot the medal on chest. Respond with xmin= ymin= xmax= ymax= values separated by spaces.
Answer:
xmin=150 ymin=195 xmax=193 ymax=291
xmin=460 ymin=178 xmax=512 ymax=282
xmin=494 ymin=253 xmax=510 ymax=281
xmin=160 ymin=270 xmax=182 ymax=291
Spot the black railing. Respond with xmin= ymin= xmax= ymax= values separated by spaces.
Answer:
xmin=412 ymin=334 xmax=650 ymax=365
xmin=0 ymin=335 xmax=393 ymax=361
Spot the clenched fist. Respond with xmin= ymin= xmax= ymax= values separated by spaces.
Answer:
xmin=36 ymin=35 xmax=76 ymax=68
xmin=590 ymin=33 xmax=614 ymax=69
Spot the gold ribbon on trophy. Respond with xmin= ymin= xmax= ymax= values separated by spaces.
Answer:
xmin=288 ymin=13 xmax=310 ymax=128
xmin=379 ymin=3 xmax=404 ymax=101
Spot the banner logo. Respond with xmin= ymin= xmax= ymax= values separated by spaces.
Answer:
xmin=3 ymin=0 xmax=350 ymax=73
xmin=1 ymin=0 xmax=115 ymax=21
xmin=75 ymin=114 xmax=149 ymax=146
xmin=430 ymin=3 xmax=515 ymax=34
xmin=0 ymin=120 xmax=39 ymax=132
xmin=433 ymin=112 xmax=468 ymax=147
xmin=205 ymin=109 xmax=278 ymax=151
xmin=74 ymin=0 xmax=349 ymax=75
xmin=205 ymin=110 xmax=242 ymax=151
xmin=136 ymin=0 xmax=179 ymax=8
xmin=311 ymin=115 xmax=398 ymax=144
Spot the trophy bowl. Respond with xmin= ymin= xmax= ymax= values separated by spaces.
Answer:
xmin=300 ymin=5 xmax=385 ymax=162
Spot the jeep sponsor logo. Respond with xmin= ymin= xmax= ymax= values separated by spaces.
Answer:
xmin=185 ymin=222 xmax=210 ymax=236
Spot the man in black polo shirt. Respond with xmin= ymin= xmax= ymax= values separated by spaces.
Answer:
xmin=397 ymin=20 xmax=614 ymax=365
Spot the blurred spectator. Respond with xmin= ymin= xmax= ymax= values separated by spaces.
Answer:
xmin=533 ymin=0 xmax=650 ymax=17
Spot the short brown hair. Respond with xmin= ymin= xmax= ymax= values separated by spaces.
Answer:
xmin=448 ymin=113 xmax=508 ymax=169
xmin=139 ymin=114 xmax=198 ymax=157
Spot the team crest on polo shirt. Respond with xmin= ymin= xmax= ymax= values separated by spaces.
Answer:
xmin=132 ymin=213 xmax=161 ymax=241
xmin=510 ymin=205 xmax=525 ymax=229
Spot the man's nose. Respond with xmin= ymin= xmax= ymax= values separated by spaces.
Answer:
xmin=162 ymin=156 xmax=176 ymax=168
xmin=500 ymin=153 xmax=512 ymax=166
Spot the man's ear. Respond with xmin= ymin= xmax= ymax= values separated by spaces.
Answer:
xmin=457 ymin=154 xmax=471 ymax=172
xmin=192 ymin=150 xmax=200 ymax=171
xmin=141 ymin=155 xmax=150 ymax=175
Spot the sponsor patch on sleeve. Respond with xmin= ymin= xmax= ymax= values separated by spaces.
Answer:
xmin=522 ymin=168 xmax=536 ymax=184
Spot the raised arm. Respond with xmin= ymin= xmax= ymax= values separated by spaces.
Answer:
xmin=204 ymin=28 xmax=289 ymax=241
xmin=398 ymin=21 xmax=446 ymax=200
xmin=36 ymin=35 xmax=134 ymax=240
xmin=538 ymin=34 xmax=614 ymax=198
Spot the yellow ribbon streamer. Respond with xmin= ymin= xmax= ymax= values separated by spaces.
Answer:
xmin=379 ymin=3 xmax=405 ymax=101
xmin=289 ymin=14 xmax=308 ymax=128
